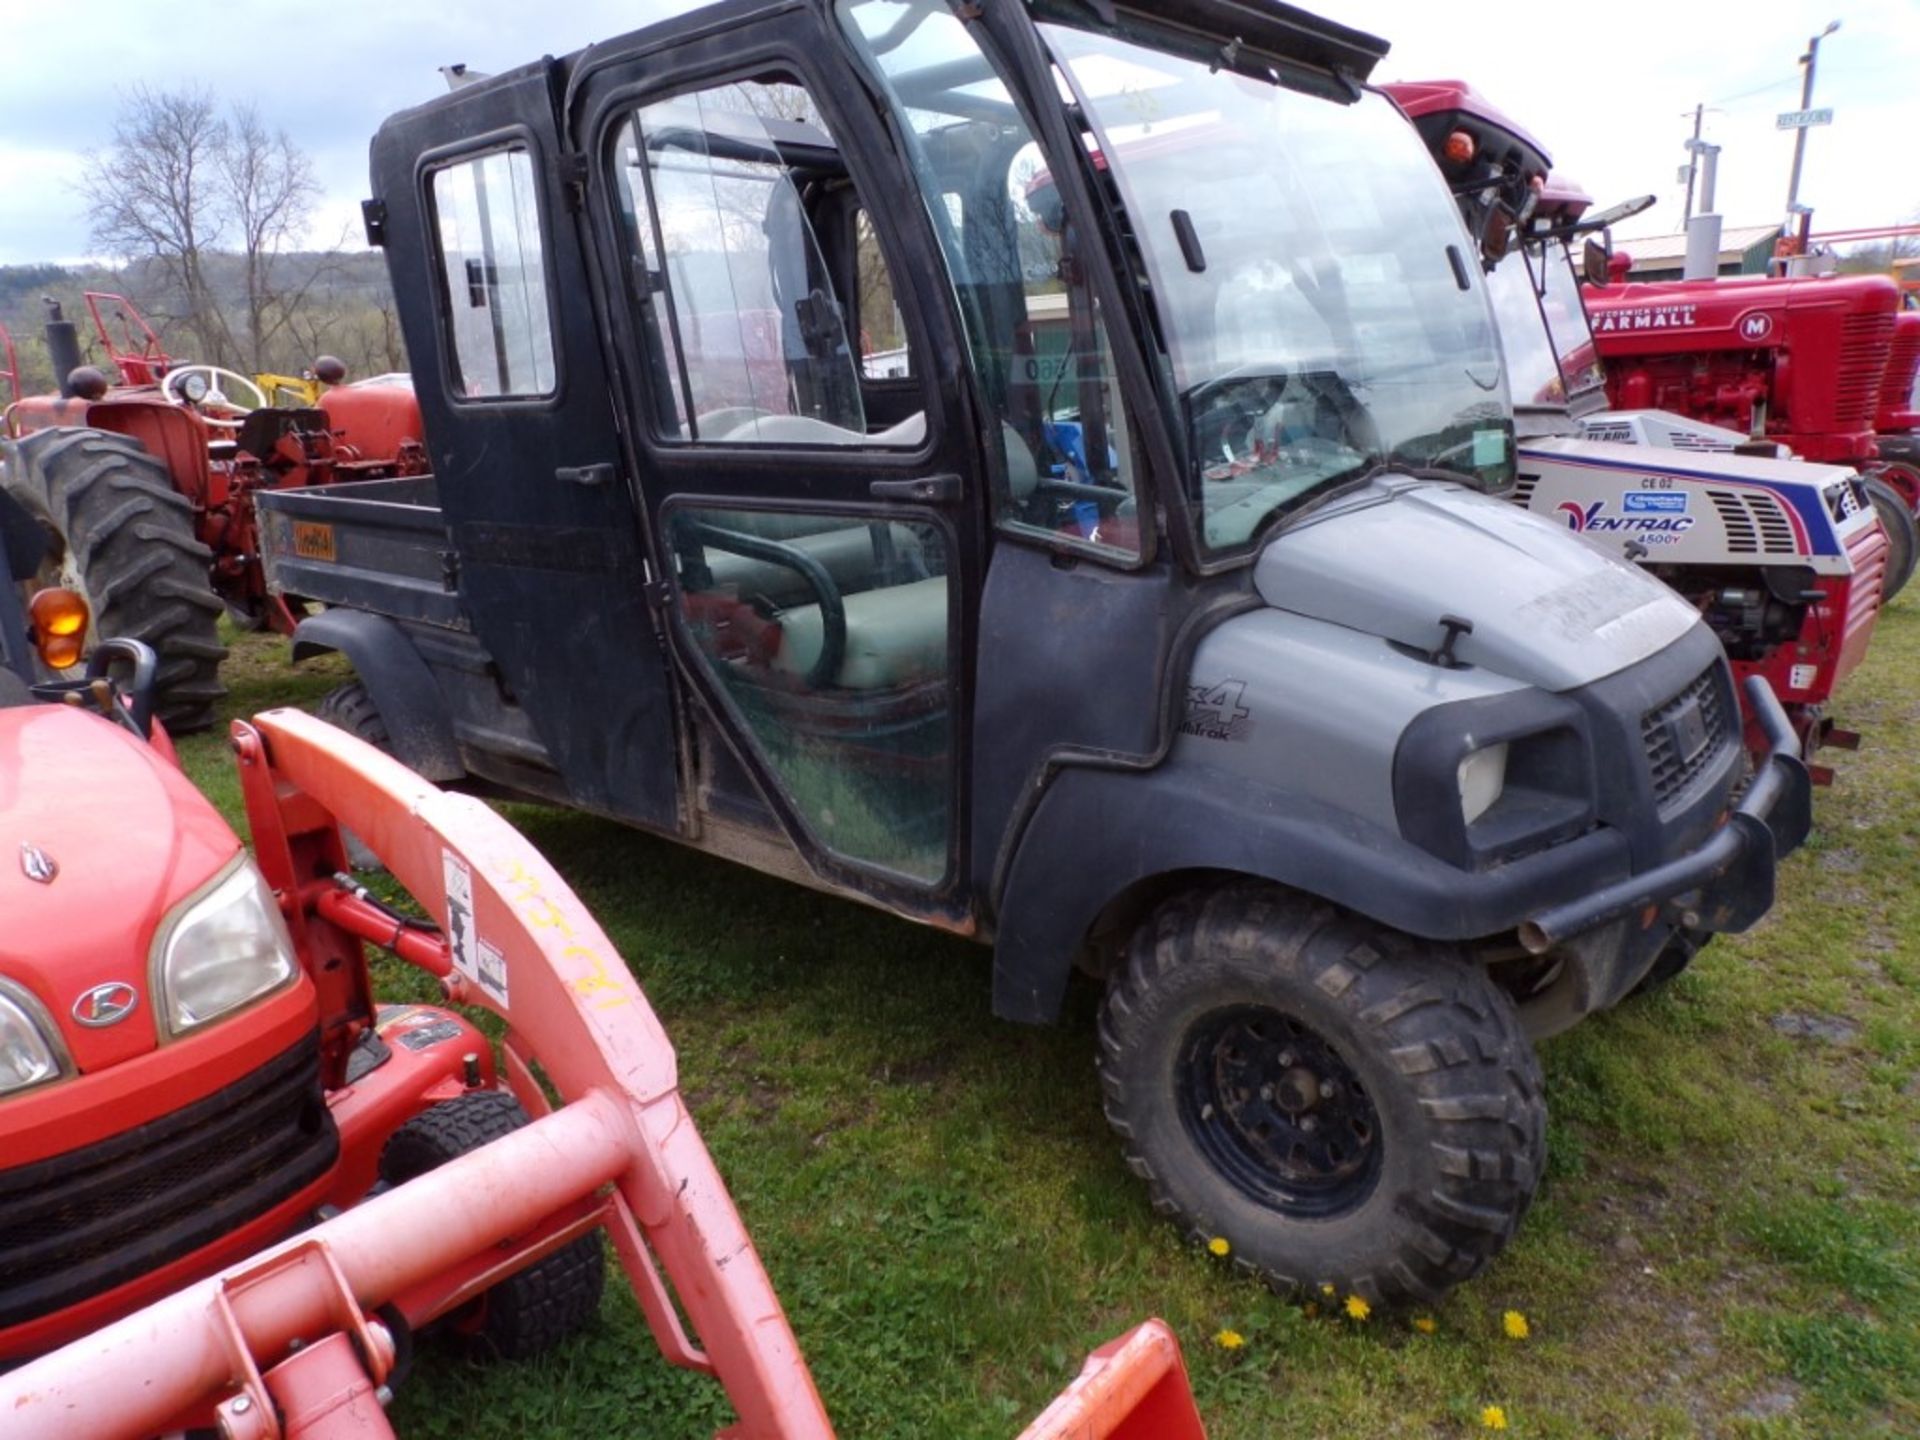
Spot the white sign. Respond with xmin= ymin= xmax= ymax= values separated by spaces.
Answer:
xmin=1776 ymin=108 xmax=1834 ymax=130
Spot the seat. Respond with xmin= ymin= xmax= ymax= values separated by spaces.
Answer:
xmin=771 ymin=576 xmax=948 ymax=691
xmin=700 ymin=522 xmax=927 ymax=608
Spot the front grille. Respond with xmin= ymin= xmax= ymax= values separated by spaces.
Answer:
xmin=0 ymin=1031 xmax=337 ymax=1330
xmin=1706 ymin=489 xmax=1798 ymax=557
xmin=1880 ymin=325 xmax=1920 ymax=421
xmin=1641 ymin=666 xmax=1734 ymax=811
xmin=1844 ymin=520 xmax=1890 ymax=648
xmin=1835 ymin=311 xmax=1895 ymax=430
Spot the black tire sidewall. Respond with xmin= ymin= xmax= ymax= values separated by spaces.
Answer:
xmin=1101 ymin=885 xmax=1544 ymax=1301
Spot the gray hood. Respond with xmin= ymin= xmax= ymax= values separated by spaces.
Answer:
xmin=1253 ymin=476 xmax=1701 ymax=692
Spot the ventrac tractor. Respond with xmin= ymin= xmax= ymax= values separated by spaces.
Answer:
xmin=0 ymin=291 xmax=426 ymax=731
xmin=0 ymin=485 xmax=1202 ymax=1439
xmin=253 ymin=0 xmax=1808 ymax=1303
xmin=1387 ymin=80 xmax=1891 ymax=784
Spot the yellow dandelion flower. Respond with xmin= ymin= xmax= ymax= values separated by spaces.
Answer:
xmin=1502 ymin=1310 xmax=1530 ymax=1340
xmin=1320 ymin=1281 xmax=1336 ymax=1295
xmin=1213 ymin=1328 xmax=1245 ymax=1350
xmin=1207 ymin=1236 xmax=1231 ymax=1257
xmin=1480 ymin=1405 xmax=1509 ymax=1431
xmin=1344 ymin=1294 xmax=1371 ymax=1321
xmin=1412 ymin=1315 xmax=1437 ymax=1335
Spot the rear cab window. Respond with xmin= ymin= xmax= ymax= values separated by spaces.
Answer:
xmin=429 ymin=147 xmax=558 ymax=399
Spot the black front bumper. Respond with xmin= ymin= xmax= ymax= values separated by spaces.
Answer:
xmin=1518 ymin=676 xmax=1813 ymax=955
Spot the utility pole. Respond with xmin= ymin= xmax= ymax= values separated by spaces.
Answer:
xmin=1682 ymin=104 xmax=1704 ymax=226
xmin=1783 ymin=19 xmax=1841 ymax=251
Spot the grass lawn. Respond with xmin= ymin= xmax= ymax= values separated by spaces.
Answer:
xmin=174 ymin=608 xmax=1920 ymax=1439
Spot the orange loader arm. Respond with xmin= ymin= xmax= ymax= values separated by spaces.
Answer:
xmin=0 ymin=709 xmax=1205 ymax=1440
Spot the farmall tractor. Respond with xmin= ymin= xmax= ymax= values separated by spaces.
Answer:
xmin=0 ymin=487 xmax=1201 ymax=1438
xmin=0 ymin=291 xmax=425 ymax=731
xmin=1388 ymin=80 xmax=1893 ymax=786
xmin=1574 ymin=222 xmax=1920 ymax=584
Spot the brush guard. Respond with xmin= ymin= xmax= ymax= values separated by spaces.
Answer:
xmin=0 ymin=708 xmax=1203 ymax=1440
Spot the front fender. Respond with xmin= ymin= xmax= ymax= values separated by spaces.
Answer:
xmin=292 ymin=610 xmax=462 ymax=782
xmin=989 ymin=756 xmax=1631 ymax=1024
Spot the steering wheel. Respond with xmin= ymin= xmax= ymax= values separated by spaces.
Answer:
xmin=160 ymin=365 xmax=269 ymax=429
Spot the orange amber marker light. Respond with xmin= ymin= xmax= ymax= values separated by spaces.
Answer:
xmin=1443 ymin=129 xmax=1476 ymax=165
xmin=28 ymin=587 xmax=89 ymax=670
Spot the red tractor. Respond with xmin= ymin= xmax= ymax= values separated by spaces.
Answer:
xmin=0 ymin=292 xmax=425 ymax=731
xmin=0 ymin=492 xmax=1202 ymax=1437
xmin=1877 ymin=308 xmax=1920 ymax=475
xmin=1579 ymin=256 xmax=1920 ymax=584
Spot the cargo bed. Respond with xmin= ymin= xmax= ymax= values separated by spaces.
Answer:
xmin=259 ymin=476 xmax=466 ymax=630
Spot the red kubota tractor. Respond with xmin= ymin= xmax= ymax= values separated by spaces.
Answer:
xmin=0 ymin=484 xmax=1204 ymax=1437
xmin=0 ymin=292 xmax=426 ymax=732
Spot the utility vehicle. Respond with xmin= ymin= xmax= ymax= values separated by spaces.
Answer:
xmin=260 ymin=0 xmax=1810 ymax=1303
xmin=1387 ymin=80 xmax=1893 ymax=783
xmin=0 ymin=495 xmax=1200 ymax=1438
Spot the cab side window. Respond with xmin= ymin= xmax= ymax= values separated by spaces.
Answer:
xmin=840 ymin=0 xmax=1145 ymax=560
xmin=611 ymin=78 xmax=921 ymax=447
xmin=430 ymin=148 xmax=557 ymax=398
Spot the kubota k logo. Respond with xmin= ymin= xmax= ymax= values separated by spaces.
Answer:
xmin=72 ymin=982 xmax=138 ymax=1028
xmin=1557 ymin=501 xmax=1602 ymax=532
xmin=19 ymin=842 xmax=56 ymax=884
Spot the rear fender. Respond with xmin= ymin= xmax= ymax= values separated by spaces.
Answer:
xmin=78 ymin=400 xmax=213 ymax=509
xmin=291 ymin=609 xmax=462 ymax=781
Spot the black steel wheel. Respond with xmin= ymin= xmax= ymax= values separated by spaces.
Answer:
xmin=379 ymin=1091 xmax=605 ymax=1361
xmin=1178 ymin=1006 xmax=1382 ymax=1219
xmin=1099 ymin=881 xmax=1546 ymax=1306
xmin=1 ymin=427 xmax=226 ymax=730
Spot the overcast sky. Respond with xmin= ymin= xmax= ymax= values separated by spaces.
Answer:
xmin=3 ymin=0 xmax=1915 ymax=265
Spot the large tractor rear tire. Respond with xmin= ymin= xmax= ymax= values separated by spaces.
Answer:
xmin=1862 ymin=472 xmax=1917 ymax=602
xmin=1098 ymin=881 xmax=1545 ymax=1307
xmin=2 ymin=428 xmax=226 ymax=731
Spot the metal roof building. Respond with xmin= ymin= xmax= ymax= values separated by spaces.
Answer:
xmin=1611 ymin=224 xmax=1781 ymax=281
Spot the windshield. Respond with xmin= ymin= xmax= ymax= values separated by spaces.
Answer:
xmin=1041 ymin=25 xmax=1513 ymax=552
xmin=1486 ymin=242 xmax=1606 ymax=410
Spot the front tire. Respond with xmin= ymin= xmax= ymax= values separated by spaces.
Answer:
xmin=1098 ymin=882 xmax=1545 ymax=1306
xmin=379 ymin=1092 xmax=605 ymax=1361
xmin=2 ymin=427 xmax=226 ymax=730
xmin=1863 ymin=472 xmax=1917 ymax=601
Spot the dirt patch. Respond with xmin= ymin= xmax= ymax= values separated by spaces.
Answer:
xmin=1770 ymin=1012 xmax=1861 ymax=1044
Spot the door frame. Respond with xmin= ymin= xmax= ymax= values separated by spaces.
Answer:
xmin=565 ymin=8 xmax=991 ymax=917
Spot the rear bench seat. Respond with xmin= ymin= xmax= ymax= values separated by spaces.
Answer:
xmin=769 ymin=575 xmax=949 ymax=690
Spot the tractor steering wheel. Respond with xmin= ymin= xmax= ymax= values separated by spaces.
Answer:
xmin=160 ymin=365 xmax=269 ymax=429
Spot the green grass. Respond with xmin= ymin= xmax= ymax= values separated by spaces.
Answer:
xmin=171 ymin=606 xmax=1920 ymax=1439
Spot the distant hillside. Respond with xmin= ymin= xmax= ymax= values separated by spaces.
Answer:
xmin=1 ymin=250 xmax=404 ymax=398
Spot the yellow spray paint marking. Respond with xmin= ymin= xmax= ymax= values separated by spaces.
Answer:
xmin=501 ymin=860 xmax=631 ymax=1010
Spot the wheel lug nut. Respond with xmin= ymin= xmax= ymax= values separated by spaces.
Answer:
xmin=1319 ymin=1079 xmax=1336 ymax=1100
xmin=1259 ymin=1084 xmax=1274 ymax=1102
xmin=1300 ymin=1116 xmax=1319 ymax=1133
xmin=1277 ymin=1050 xmax=1296 ymax=1067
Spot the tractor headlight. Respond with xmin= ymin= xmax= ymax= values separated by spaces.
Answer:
xmin=150 ymin=856 xmax=298 ymax=1038
xmin=0 ymin=983 xmax=66 ymax=1096
xmin=1457 ymin=742 xmax=1509 ymax=825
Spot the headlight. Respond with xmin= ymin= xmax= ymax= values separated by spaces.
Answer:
xmin=0 ymin=981 xmax=66 ymax=1096
xmin=150 ymin=856 xmax=298 ymax=1037
xmin=1457 ymin=742 xmax=1509 ymax=825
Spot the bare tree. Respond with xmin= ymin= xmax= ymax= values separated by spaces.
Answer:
xmin=80 ymin=86 xmax=237 ymax=366
xmin=221 ymin=104 xmax=321 ymax=367
xmin=80 ymin=87 xmax=323 ymax=372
